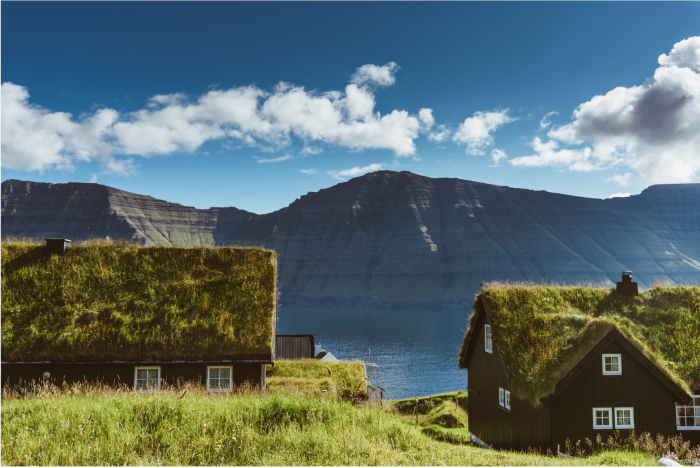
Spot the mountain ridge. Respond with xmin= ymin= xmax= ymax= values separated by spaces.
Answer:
xmin=3 ymin=171 xmax=699 ymax=309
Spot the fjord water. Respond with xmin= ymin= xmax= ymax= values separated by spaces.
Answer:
xmin=277 ymin=307 xmax=470 ymax=400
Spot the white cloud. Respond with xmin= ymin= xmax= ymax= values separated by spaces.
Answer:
xmin=539 ymin=111 xmax=558 ymax=130
xmin=510 ymin=137 xmax=597 ymax=172
xmin=254 ymin=154 xmax=295 ymax=163
xmin=490 ymin=148 xmax=508 ymax=166
xmin=350 ymin=62 xmax=399 ymax=87
xmin=658 ymin=36 xmax=700 ymax=72
xmin=606 ymin=192 xmax=632 ymax=199
xmin=418 ymin=108 xmax=434 ymax=129
xmin=299 ymin=168 xmax=319 ymax=175
xmin=605 ymin=172 xmax=633 ymax=187
xmin=428 ymin=124 xmax=451 ymax=142
xmin=536 ymin=36 xmax=700 ymax=184
xmin=452 ymin=109 xmax=516 ymax=155
xmin=326 ymin=163 xmax=385 ymax=180
xmin=1 ymin=63 xmax=433 ymax=175
xmin=0 ymin=82 xmax=123 ymax=173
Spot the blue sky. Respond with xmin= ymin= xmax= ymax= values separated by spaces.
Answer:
xmin=2 ymin=2 xmax=699 ymax=213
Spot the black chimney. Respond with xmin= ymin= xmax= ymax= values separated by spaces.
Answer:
xmin=45 ymin=238 xmax=71 ymax=255
xmin=616 ymin=271 xmax=638 ymax=297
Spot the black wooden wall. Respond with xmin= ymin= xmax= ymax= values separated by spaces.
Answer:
xmin=550 ymin=340 xmax=700 ymax=449
xmin=1 ymin=362 xmax=266 ymax=389
xmin=276 ymin=335 xmax=314 ymax=360
xmin=465 ymin=308 xmax=551 ymax=451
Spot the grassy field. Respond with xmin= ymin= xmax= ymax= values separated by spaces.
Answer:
xmin=1 ymin=383 xmax=689 ymax=466
xmin=392 ymin=392 xmax=471 ymax=445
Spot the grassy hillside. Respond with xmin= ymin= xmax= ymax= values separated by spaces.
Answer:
xmin=393 ymin=392 xmax=471 ymax=445
xmin=268 ymin=360 xmax=367 ymax=398
xmin=2 ymin=383 xmax=683 ymax=466
xmin=461 ymin=282 xmax=700 ymax=405
xmin=1 ymin=240 xmax=277 ymax=361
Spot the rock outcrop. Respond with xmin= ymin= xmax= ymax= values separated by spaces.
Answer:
xmin=3 ymin=172 xmax=699 ymax=309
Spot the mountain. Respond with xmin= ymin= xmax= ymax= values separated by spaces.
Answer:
xmin=3 ymin=172 xmax=699 ymax=309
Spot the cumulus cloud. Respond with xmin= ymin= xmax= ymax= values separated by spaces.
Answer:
xmin=658 ymin=36 xmax=700 ymax=72
xmin=428 ymin=124 xmax=451 ymax=142
xmin=1 ymin=82 xmax=123 ymax=173
xmin=528 ymin=36 xmax=700 ymax=184
xmin=510 ymin=137 xmax=597 ymax=171
xmin=1 ymin=63 xmax=433 ymax=175
xmin=606 ymin=192 xmax=632 ymax=199
xmin=490 ymin=148 xmax=508 ymax=166
xmin=350 ymin=62 xmax=399 ymax=87
xmin=299 ymin=168 xmax=319 ymax=175
xmin=452 ymin=109 xmax=516 ymax=155
xmin=326 ymin=163 xmax=385 ymax=180
xmin=539 ymin=111 xmax=558 ymax=130
xmin=605 ymin=172 xmax=633 ymax=187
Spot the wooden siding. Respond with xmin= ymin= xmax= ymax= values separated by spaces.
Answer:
xmin=1 ymin=363 xmax=266 ymax=389
xmin=276 ymin=335 xmax=314 ymax=360
xmin=465 ymin=307 xmax=551 ymax=451
xmin=550 ymin=340 xmax=699 ymax=449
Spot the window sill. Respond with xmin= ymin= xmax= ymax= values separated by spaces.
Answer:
xmin=497 ymin=405 xmax=511 ymax=413
xmin=677 ymin=427 xmax=700 ymax=431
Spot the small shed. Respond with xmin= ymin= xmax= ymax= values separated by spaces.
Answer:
xmin=276 ymin=335 xmax=315 ymax=360
xmin=1 ymin=242 xmax=278 ymax=391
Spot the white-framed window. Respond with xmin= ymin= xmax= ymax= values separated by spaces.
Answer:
xmin=134 ymin=366 xmax=161 ymax=391
xmin=207 ymin=366 xmax=233 ymax=392
xmin=602 ymin=354 xmax=622 ymax=375
xmin=615 ymin=407 xmax=634 ymax=429
xmin=676 ymin=396 xmax=700 ymax=431
xmin=498 ymin=388 xmax=505 ymax=407
xmin=485 ymin=324 xmax=493 ymax=354
xmin=593 ymin=407 xmax=613 ymax=429
xmin=505 ymin=390 xmax=511 ymax=410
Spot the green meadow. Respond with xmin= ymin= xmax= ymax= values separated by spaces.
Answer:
xmin=2 ymin=381 xmax=695 ymax=466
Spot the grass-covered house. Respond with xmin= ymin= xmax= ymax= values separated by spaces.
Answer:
xmin=1 ymin=240 xmax=277 ymax=391
xmin=459 ymin=281 xmax=699 ymax=451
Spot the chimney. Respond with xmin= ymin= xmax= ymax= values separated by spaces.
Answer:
xmin=616 ymin=271 xmax=638 ymax=297
xmin=315 ymin=342 xmax=322 ymax=357
xmin=45 ymin=238 xmax=71 ymax=255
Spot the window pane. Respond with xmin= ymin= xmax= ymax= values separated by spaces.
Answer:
xmin=219 ymin=368 xmax=231 ymax=380
xmin=210 ymin=368 xmax=220 ymax=379
xmin=617 ymin=409 xmax=630 ymax=426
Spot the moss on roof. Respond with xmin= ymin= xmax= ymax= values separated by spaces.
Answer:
xmin=459 ymin=282 xmax=699 ymax=406
xmin=1 ymin=241 xmax=277 ymax=362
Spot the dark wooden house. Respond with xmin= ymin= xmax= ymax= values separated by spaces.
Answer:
xmin=459 ymin=284 xmax=699 ymax=451
xmin=2 ymin=241 xmax=278 ymax=392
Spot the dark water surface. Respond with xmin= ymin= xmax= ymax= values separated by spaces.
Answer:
xmin=277 ymin=307 xmax=470 ymax=400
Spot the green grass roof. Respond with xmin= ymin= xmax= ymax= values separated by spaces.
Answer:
xmin=459 ymin=283 xmax=699 ymax=406
xmin=1 ymin=241 xmax=277 ymax=362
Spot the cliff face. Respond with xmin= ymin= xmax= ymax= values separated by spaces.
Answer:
xmin=3 ymin=172 xmax=699 ymax=309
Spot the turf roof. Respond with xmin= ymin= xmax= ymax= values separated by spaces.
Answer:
xmin=1 ymin=241 xmax=277 ymax=362
xmin=459 ymin=282 xmax=699 ymax=407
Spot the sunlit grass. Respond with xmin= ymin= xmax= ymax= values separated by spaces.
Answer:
xmin=2 ymin=382 xmax=683 ymax=466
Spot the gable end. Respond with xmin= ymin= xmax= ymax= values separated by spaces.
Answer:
xmin=543 ymin=328 xmax=692 ymax=406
